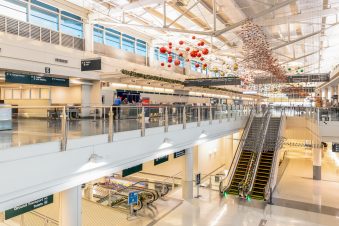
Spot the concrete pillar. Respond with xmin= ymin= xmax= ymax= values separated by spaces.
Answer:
xmin=182 ymin=147 xmax=194 ymax=200
xmin=312 ymin=133 xmax=322 ymax=180
xmin=59 ymin=185 xmax=82 ymax=226
xmin=84 ymin=15 xmax=94 ymax=52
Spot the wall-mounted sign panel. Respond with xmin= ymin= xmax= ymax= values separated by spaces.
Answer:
xmin=332 ymin=143 xmax=339 ymax=152
xmin=122 ymin=164 xmax=143 ymax=177
xmin=5 ymin=72 xmax=69 ymax=87
xmin=154 ymin=155 xmax=169 ymax=166
xmin=174 ymin=150 xmax=185 ymax=158
xmin=81 ymin=58 xmax=101 ymax=71
xmin=5 ymin=195 xmax=53 ymax=220
xmin=254 ymin=73 xmax=330 ymax=84
xmin=184 ymin=77 xmax=241 ymax=86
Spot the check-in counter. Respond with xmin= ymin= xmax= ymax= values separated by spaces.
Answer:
xmin=0 ymin=105 xmax=12 ymax=130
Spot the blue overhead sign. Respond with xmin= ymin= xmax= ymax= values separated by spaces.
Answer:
xmin=128 ymin=191 xmax=138 ymax=205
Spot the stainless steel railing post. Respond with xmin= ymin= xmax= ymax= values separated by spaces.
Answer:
xmin=183 ymin=106 xmax=187 ymax=129
xmin=141 ymin=106 xmax=146 ymax=137
xmin=108 ymin=106 xmax=114 ymax=142
xmin=165 ymin=107 xmax=169 ymax=132
xmin=209 ymin=105 xmax=213 ymax=125
xmin=60 ymin=106 xmax=68 ymax=152
xmin=197 ymin=106 xmax=201 ymax=127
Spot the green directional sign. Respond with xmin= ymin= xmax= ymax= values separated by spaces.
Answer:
xmin=5 ymin=195 xmax=53 ymax=220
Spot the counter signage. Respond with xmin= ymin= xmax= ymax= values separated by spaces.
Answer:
xmin=174 ymin=150 xmax=185 ymax=158
xmin=5 ymin=195 xmax=53 ymax=220
xmin=332 ymin=143 xmax=339 ymax=152
xmin=81 ymin=58 xmax=101 ymax=71
xmin=184 ymin=77 xmax=241 ymax=86
xmin=5 ymin=72 xmax=69 ymax=87
xmin=154 ymin=155 xmax=169 ymax=166
xmin=122 ymin=164 xmax=143 ymax=177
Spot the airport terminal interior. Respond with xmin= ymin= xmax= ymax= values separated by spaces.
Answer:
xmin=0 ymin=0 xmax=339 ymax=225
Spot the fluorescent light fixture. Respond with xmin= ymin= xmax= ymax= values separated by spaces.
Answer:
xmin=128 ymin=85 xmax=141 ymax=89
xmin=143 ymin=86 xmax=154 ymax=91
xmin=88 ymin=153 xmax=104 ymax=163
xmin=111 ymin=83 xmax=127 ymax=88
xmin=243 ymin=91 xmax=257 ymax=95
xmin=199 ymin=130 xmax=207 ymax=138
xmin=159 ymin=138 xmax=173 ymax=149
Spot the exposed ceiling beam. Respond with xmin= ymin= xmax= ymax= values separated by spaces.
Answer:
xmin=281 ymin=51 xmax=318 ymax=65
xmin=166 ymin=0 xmax=202 ymax=28
xmin=214 ymin=0 xmax=297 ymax=36
xmin=270 ymin=24 xmax=339 ymax=51
xmin=91 ymin=20 xmax=213 ymax=35
xmin=143 ymin=7 xmax=186 ymax=30
xmin=257 ymin=7 xmax=339 ymax=26
xmin=107 ymin=0 xmax=164 ymax=14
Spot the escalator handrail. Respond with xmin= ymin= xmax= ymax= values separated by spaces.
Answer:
xmin=264 ymin=111 xmax=286 ymax=200
xmin=244 ymin=111 xmax=271 ymax=196
xmin=219 ymin=109 xmax=255 ymax=193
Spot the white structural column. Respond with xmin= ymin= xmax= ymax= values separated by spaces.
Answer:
xmin=59 ymin=185 xmax=82 ymax=226
xmin=182 ymin=147 xmax=194 ymax=200
xmin=312 ymin=134 xmax=322 ymax=180
xmin=84 ymin=14 xmax=94 ymax=52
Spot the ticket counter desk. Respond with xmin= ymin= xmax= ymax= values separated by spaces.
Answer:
xmin=0 ymin=104 xmax=12 ymax=130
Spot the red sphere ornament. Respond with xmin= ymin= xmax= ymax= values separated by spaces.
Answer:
xmin=186 ymin=59 xmax=190 ymax=62
xmin=200 ymin=41 xmax=205 ymax=46
xmin=174 ymin=59 xmax=180 ymax=66
xmin=179 ymin=52 xmax=183 ymax=57
xmin=200 ymin=57 xmax=204 ymax=61
xmin=175 ymin=47 xmax=179 ymax=51
xmin=169 ymin=46 xmax=172 ymax=49
xmin=168 ymin=64 xmax=171 ymax=68
xmin=203 ymin=63 xmax=207 ymax=67
xmin=179 ymin=40 xmax=184 ymax=45
xmin=185 ymin=47 xmax=190 ymax=52
xmin=167 ymin=50 xmax=172 ymax=55
xmin=168 ymin=42 xmax=172 ymax=46
xmin=168 ymin=57 xmax=173 ymax=63
xmin=190 ymin=51 xmax=197 ymax=58
xmin=202 ymin=48 xmax=209 ymax=55
xmin=195 ymin=63 xmax=200 ymax=68
xmin=197 ymin=42 xmax=201 ymax=46
xmin=161 ymin=62 xmax=165 ymax=66
xmin=160 ymin=46 xmax=167 ymax=54
xmin=197 ymin=53 xmax=202 ymax=57
xmin=192 ymin=36 xmax=196 ymax=40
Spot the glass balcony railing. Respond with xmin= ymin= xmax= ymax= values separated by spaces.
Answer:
xmin=0 ymin=104 xmax=252 ymax=151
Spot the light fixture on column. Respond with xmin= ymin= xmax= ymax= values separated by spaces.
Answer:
xmin=159 ymin=138 xmax=173 ymax=149
xmin=88 ymin=153 xmax=104 ymax=163
xmin=199 ymin=130 xmax=207 ymax=138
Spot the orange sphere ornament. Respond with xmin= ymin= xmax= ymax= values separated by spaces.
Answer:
xmin=174 ymin=59 xmax=180 ymax=66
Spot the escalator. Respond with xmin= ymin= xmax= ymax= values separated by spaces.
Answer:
xmin=224 ymin=117 xmax=264 ymax=195
xmin=251 ymin=117 xmax=281 ymax=200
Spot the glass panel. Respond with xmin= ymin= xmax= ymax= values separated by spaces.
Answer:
xmin=30 ymin=6 xmax=58 ymax=31
xmin=22 ymin=89 xmax=30 ymax=99
xmin=12 ymin=89 xmax=21 ymax=99
xmin=122 ymin=33 xmax=135 ymax=40
xmin=122 ymin=37 xmax=135 ymax=53
xmin=94 ymin=24 xmax=104 ymax=29
xmin=105 ymin=31 xmax=120 ymax=48
xmin=61 ymin=16 xmax=83 ymax=38
xmin=30 ymin=88 xmax=40 ymax=99
xmin=105 ymin=27 xmax=120 ymax=36
xmin=154 ymin=47 xmax=159 ymax=61
xmin=40 ymin=88 xmax=50 ymax=99
xmin=136 ymin=42 xmax=146 ymax=56
xmin=0 ymin=0 xmax=28 ymax=21
xmin=31 ymin=0 xmax=58 ymax=13
xmin=61 ymin=10 xmax=81 ymax=21
xmin=93 ymin=28 xmax=103 ymax=43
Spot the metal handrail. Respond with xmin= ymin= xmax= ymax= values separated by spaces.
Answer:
xmin=219 ymin=109 xmax=255 ymax=194
xmin=244 ymin=111 xmax=271 ymax=196
xmin=264 ymin=110 xmax=286 ymax=201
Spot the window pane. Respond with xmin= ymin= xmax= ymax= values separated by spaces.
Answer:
xmin=30 ymin=6 xmax=58 ymax=31
xmin=31 ymin=0 xmax=58 ymax=13
xmin=136 ymin=43 xmax=146 ymax=56
xmin=94 ymin=28 xmax=103 ymax=43
xmin=0 ymin=0 xmax=28 ymax=21
xmin=61 ymin=16 xmax=83 ymax=38
xmin=105 ymin=32 xmax=120 ymax=48
xmin=106 ymin=27 xmax=120 ymax=36
xmin=122 ymin=38 xmax=135 ymax=53
xmin=154 ymin=48 xmax=159 ymax=61
xmin=61 ymin=11 xmax=81 ymax=21
xmin=122 ymin=33 xmax=135 ymax=40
